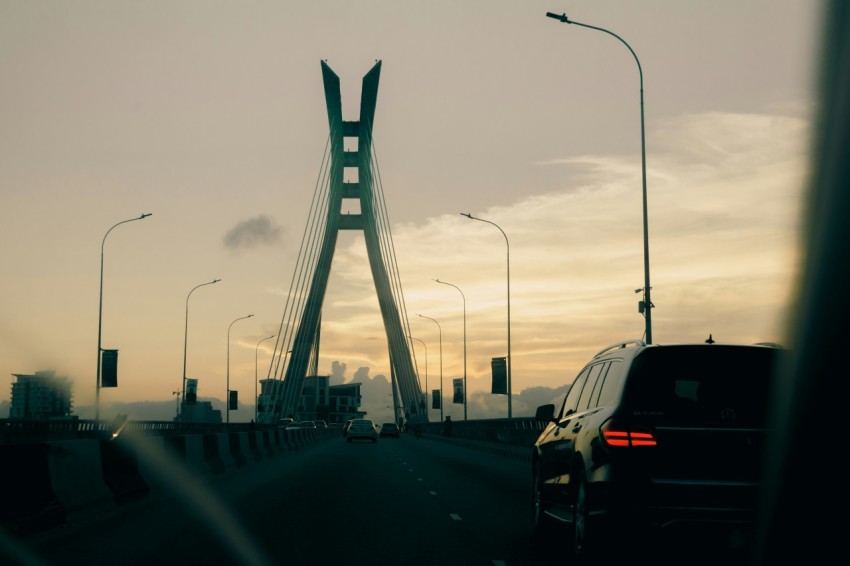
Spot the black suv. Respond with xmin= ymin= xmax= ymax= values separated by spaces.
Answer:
xmin=531 ymin=339 xmax=784 ymax=562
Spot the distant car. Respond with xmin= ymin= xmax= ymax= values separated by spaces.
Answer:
xmin=298 ymin=420 xmax=317 ymax=429
xmin=379 ymin=422 xmax=400 ymax=438
xmin=346 ymin=418 xmax=378 ymax=443
xmin=531 ymin=339 xmax=786 ymax=561
xmin=315 ymin=420 xmax=328 ymax=429
xmin=342 ymin=419 xmax=354 ymax=437
xmin=277 ymin=418 xmax=295 ymax=430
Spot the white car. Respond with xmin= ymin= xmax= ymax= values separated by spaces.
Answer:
xmin=346 ymin=419 xmax=378 ymax=443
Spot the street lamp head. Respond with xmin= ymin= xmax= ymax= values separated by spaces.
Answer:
xmin=140 ymin=213 xmax=153 ymax=219
xmin=460 ymin=212 xmax=474 ymax=220
xmin=545 ymin=12 xmax=571 ymax=23
xmin=212 ymin=278 xmax=221 ymax=284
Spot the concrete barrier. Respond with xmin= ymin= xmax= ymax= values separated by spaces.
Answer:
xmin=216 ymin=433 xmax=239 ymax=470
xmin=258 ymin=430 xmax=276 ymax=458
xmin=0 ymin=443 xmax=65 ymax=535
xmin=272 ymin=429 xmax=291 ymax=453
xmin=228 ymin=432 xmax=248 ymax=469
xmin=182 ymin=434 xmax=209 ymax=476
xmin=202 ymin=434 xmax=226 ymax=475
xmin=46 ymin=439 xmax=113 ymax=519
xmin=245 ymin=431 xmax=263 ymax=462
xmin=2 ymin=425 xmax=335 ymax=538
xmin=135 ymin=434 xmax=169 ymax=489
xmin=98 ymin=438 xmax=149 ymax=505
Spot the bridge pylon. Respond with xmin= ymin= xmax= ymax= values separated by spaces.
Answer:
xmin=267 ymin=61 xmax=425 ymax=425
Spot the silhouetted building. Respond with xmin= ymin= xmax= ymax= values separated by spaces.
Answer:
xmin=297 ymin=375 xmax=330 ymax=422
xmin=327 ymin=382 xmax=366 ymax=424
xmin=175 ymin=400 xmax=222 ymax=424
xmin=256 ymin=376 xmax=365 ymax=424
xmin=257 ymin=378 xmax=282 ymax=423
xmin=9 ymin=371 xmax=73 ymax=419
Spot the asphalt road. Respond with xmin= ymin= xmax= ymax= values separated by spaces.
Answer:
xmin=4 ymin=433 xmax=755 ymax=566
xmin=6 ymin=434 xmax=551 ymax=566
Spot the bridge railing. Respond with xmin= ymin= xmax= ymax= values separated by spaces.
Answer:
xmin=0 ymin=418 xmax=269 ymax=444
xmin=420 ymin=416 xmax=548 ymax=446
xmin=2 ymin=417 xmax=551 ymax=446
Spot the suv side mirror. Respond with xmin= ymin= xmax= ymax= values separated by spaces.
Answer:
xmin=535 ymin=404 xmax=555 ymax=421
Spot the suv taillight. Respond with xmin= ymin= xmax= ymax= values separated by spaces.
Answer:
xmin=600 ymin=420 xmax=658 ymax=447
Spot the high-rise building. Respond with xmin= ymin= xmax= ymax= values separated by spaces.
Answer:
xmin=9 ymin=370 xmax=73 ymax=419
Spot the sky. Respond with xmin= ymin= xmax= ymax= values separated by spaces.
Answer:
xmin=0 ymin=0 xmax=821 ymax=423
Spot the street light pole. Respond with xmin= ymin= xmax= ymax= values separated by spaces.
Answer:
xmin=461 ymin=213 xmax=512 ymax=418
xmin=408 ymin=335 xmax=428 ymax=418
xmin=95 ymin=212 xmax=152 ymax=421
xmin=546 ymin=11 xmax=653 ymax=343
xmin=434 ymin=278 xmax=467 ymax=420
xmin=417 ymin=314 xmax=443 ymax=422
xmin=255 ymin=334 xmax=275 ymax=422
xmin=182 ymin=279 xmax=220 ymax=413
xmin=227 ymin=314 xmax=254 ymax=425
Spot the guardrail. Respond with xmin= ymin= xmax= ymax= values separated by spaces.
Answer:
xmin=2 ymin=417 xmax=551 ymax=446
xmin=0 ymin=418 xmax=271 ymax=444
xmin=419 ymin=416 xmax=548 ymax=446
xmin=0 ymin=426 xmax=334 ymax=536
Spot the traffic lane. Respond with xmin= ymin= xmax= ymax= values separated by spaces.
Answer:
xmin=391 ymin=437 xmax=757 ymax=566
xmin=387 ymin=436 xmax=556 ymax=566
xmin=245 ymin=436 xmax=459 ymax=565
xmin=245 ymin=435 xmax=525 ymax=566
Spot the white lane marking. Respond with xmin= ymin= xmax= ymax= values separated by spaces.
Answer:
xmin=449 ymin=513 xmax=462 ymax=521
xmin=492 ymin=561 xmax=507 ymax=566
xmin=417 ymin=477 xmax=423 ymax=482
xmin=429 ymin=491 xmax=437 ymax=496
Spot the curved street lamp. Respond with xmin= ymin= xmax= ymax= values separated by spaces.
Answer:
xmin=408 ymin=335 xmax=428 ymax=415
xmin=95 ymin=212 xmax=152 ymax=421
xmin=417 ymin=314 xmax=443 ymax=422
xmin=461 ymin=212 xmax=512 ymax=418
xmin=434 ymin=278 xmax=467 ymax=420
xmin=255 ymin=334 xmax=275 ymax=422
xmin=546 ymin=11 xmax=653 ymax=344
xmin=182 ymin=279 xmax=220 ymax=412
xmin=227 ymin=314 xmax=254 ymax=425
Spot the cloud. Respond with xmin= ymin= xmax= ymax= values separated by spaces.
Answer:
xmin=223 ymin=215 xmax=283 ymax=251
xmin=314 ymin=109 xmax=805 ymax=401
xmin=329 ymin=361 xmax=346 ymax=386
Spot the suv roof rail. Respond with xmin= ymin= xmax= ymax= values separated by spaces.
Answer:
xmin=593 ymin=340 xmax=646 ymax=359
xmin=753 ymin=342 xmax=785 ymax=348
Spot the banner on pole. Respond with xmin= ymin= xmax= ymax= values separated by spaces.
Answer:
xmin=431 ymin=389 xmax=441 ymax=409
xmin=491 ymin=357 xmax=507 ymax=395
xmin=453 ymin=378 xmax=464 ymax=404
xmin=101 ymin=349 xmax=118 ymax=388
xmin=228 ymin=390 xmax=238 ymax=410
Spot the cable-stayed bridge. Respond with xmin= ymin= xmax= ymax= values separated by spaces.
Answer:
xmin=259 ymin=61 xmax=424 ymax=426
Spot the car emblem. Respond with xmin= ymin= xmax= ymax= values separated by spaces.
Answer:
xmin=720 ymin=408 xmax=736 ymax=421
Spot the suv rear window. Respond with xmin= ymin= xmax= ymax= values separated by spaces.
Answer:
xmin=622 ymin=345 xmax=783 ymax=428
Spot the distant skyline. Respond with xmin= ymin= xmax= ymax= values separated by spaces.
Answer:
xmin=1 ymin=1 xmax=819 ymax=421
